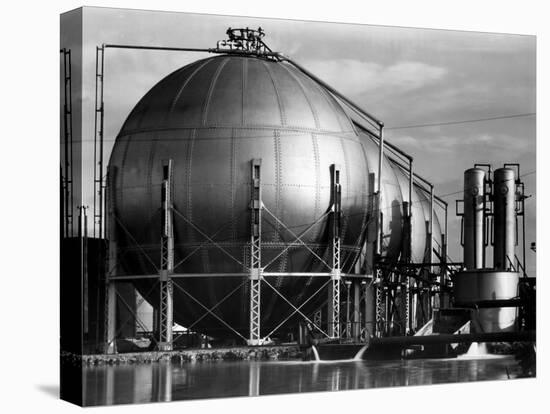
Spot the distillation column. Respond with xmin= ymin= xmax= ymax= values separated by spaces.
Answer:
xmin=493 ymin=167 xmax=516 ymax=270
xmin=454 ymin=165 xmax=520 ymax=333
xmin=463 ymin=168 xmax=486 ymax=270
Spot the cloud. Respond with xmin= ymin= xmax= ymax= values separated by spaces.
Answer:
xmin=303 ymin=59 xmax=447 ymax=96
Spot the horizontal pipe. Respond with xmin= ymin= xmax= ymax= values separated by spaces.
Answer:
xmin=356 ymin=122 xmax=413 ymax=162
xmin=369 ymin=330 xmax=535 ymax=347
xmin=104 ymin=44 xmax=214 ymax=52
xmin=386 ymin=155 xmax=448 ymax=207
xmin=391 ymin=262 xmax=463 ymax=268
xmin=453 ymin=299 xmax=525 ymax=308
xmin=281 ymin=56 xmax=383 ymax=127
xmin=110 ymin=272 xmax=358 ymax=280
xmin=103 ymin=44 xmax=282 ymax=59
xmin=110 ymin=273 xmax=249 ymax=280
xmin=109 ymin=274 xmax=159 ymax=280
xmin=263 ymin=272 xmax=336 ymax=277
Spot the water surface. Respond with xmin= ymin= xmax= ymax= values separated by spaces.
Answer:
xmin=83 ymin=356 xmax=519 ymax=406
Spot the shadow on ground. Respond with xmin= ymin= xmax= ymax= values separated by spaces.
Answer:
xmin=36 ymin=384 xmax=59 ymax=399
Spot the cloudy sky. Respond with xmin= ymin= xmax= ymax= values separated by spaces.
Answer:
xmin=64 ymin=6 xmax=536 ymax=274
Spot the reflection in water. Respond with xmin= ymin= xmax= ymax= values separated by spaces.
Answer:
xmin=249 ymin=362 xmax=260 ymax=397
xmin=83 ymin=356 xmax=518 ymax=406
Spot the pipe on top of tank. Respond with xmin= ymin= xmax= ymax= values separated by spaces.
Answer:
xmin=101 ymin=44 xmax=388 ymax=137
xmin=354 ymin=122 xmax=413 ymax=165
xmin=102 ymin=43 xmax=418 ymax=167
xmin=284 ymin=57 xmax=419 ymax=175
xmin=386 ymin=155 xmax=447 ymax=208
xmin=278 ymin=54 xmax=384 ymax=128
xmin=103 ymin=43 xmax=284 ymax=59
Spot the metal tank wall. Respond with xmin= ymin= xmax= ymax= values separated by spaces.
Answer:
xmin=452 ymin=270 xmax=519 ymax=332
xmin=108 ymin=54 xmax=443 ymax=337
xmin=358 ymin=132 xmax=442 ymax=265
xmin=109 ymin=55 xmax=372 ymax=336
xmin=463 ymin=168 xmax=486 ymax=269
xmin=493 ymin=167 xmax=516 ymax=270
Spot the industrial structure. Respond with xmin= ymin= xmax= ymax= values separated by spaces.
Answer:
xmin=60 ymin=28 xmax=535 ymax=357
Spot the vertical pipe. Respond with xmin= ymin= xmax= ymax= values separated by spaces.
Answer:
xmin=60 ymin=167 xmax=64 ymax=241
xmin=104 ymin=168 xmax=117 ymax=354
xmin=522 ymin=204 xmax=526 ymax=277
xmin=105 ymin=282 xmax=117 ymax=354
xmin=385 ymin=277 xmax=391 ymax=335
xmin=429 ymin=185 xmax=434 ymax=274
xmin=83 ymin=206 xmax=89 ymax=340
xmin=440 ymin=203 xmax=448 ymax=305
xmin=62 ymin=49 xmax=70 ymax=239
xmin=92 ymin=47 xmax=98 ymax=239
xmin=345 ymin=281 xmax=351 ymax=338
xmin=353 ymin=281 xmax=361 ymax=340
xmin=376 ymin=125 xmax=384 ymax=255
xmin=444 ymin=203 xmax=448 ymax=261
xmin=78 ymin=207 xmax=84 ymax=354
xmin=98 ymin=45 xmax=105 ymax=239
xmin=411 ymin=281 xmax=417 ymax=332
xmin=375 ymin=125 xmax=384 ymax=337
xmin=406 ymin=158 xmax=413 ymax=335
xmin=493 ymin=168 xmax=516 ymax=270
xmin=463 ymin=168 xmax=486 ymax=269
xmin=363 ymin=280 xmax=375 ymax=339
xmin=152 ymin=308 xmax=159 ymax=337
xmin=68 ymin=50 xmax=74 ymax=237
xmin=408 ymin=158 xmax=413 ymax=260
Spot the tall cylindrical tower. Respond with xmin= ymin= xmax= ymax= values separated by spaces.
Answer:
xmin=463 ymin=168 xmax=485 ymax=269
xmin=493 ymin=168 xmax=516 ymax=269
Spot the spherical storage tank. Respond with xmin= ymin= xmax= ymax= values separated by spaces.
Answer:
xmin=109 ymin=54 xmax=441 ymax=338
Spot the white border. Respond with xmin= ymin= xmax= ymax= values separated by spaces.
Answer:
xmin=1 ymin=1 xmax=546 ymax=413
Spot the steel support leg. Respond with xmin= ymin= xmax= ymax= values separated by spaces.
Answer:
xmin=328 ymin=276 xmax=341 ymax=338
xmin=352 ymin=280 xmax=361 ymax=340
xmin=363 ymin=279 xmax=375 ymax=340
xmin=104 ymin=168 xmax=117 ymax=354
xmin=328 ymin=165 xmax=342 ymax=339
xmin=314 ymin=309 xmax=322 ymax=329
xmin=385 ymin=282 xmax=391 ymax=335
xmin=249 ymin=159 xmax=262 ymax=345
xmin=375 ymin=268 xmax=383 ymax=338
xmin=345 ymin=281 xmax=351 ymax=338
xmin=158 ymin=160 xmax=174 ymax=351
xmin=104 ymin=281 xmax=117 ymax=354
xmin=158 ymin=278 xmax=173 ymax=350
xmin=405 ymin=276 xmax=411 ymax=335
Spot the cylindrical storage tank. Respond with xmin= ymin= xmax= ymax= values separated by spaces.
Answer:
xmin=493 ymin=167 xmax=516 ymax=270
xmin=463 ymin=168 xmax=485 ymax=269
xmin=452 ymin=270 xmax=519 ymax=332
